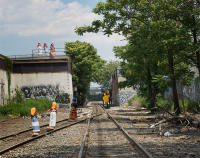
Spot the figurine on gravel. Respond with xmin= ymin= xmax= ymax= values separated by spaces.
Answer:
xmin=69 ymin=103 xmax=77 ymax=120
xmin=31 ymin=107 xmax=40 ymax=136
xmin=47 ymin=102 xmax=58 ymax=130
xmin=103 ymin=90 xmax=110 ymax=108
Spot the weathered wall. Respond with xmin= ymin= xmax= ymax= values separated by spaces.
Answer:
xmin=111 ymin=70 xmax=119 ymax=106
xmin=11 ymin=72 xmax=73 ymax=99
xmin=164 ymin=77 xmax=200 ymax=103
xmin=0 ymin=69 xmax=8 ymax=105
xmin=10 ymin=56 xmax=73 ymax=102
xmin=0 ymin=56 xmax=9 ymax=105
xmin=112 ymin=69 xmax=136 ymax=106
xmin=118 ymin=76 xmax=136 ymax=105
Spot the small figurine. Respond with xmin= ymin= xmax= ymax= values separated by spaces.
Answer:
xmin=43 ymin=43 xmax=48 ymax=56
xmin=31 ymin=107 xmax=40 ymax=136
xmin=72 ymin=95 xmax=78 ymax=108
xmin=47 ymin=102 xmax=57 ymax=130
xmin=69 ymin=103 xmax=77 ymax=120
xmin=50 ymin=43 xmax=56 ymax=56
xmin=103 ymin=90 xmax=110 ymax=108
xmin=37 ymin=42 xmax=42 ymax=56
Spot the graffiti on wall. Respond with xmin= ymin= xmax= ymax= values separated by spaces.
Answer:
xmin=119 ymin=93 xmax=135 ymax=105
xmin=21 ymin=85 xmax=60 ymax=99
xmin=164 ymin=77 xmax=200 ymax=102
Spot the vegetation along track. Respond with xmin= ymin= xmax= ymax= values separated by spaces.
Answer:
xmin=78 ymin=104 xmax=154 ymax=158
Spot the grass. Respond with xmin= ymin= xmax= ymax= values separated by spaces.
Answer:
xmin=128 ymin=95 xmax=200 ymax=113
xmin=0 ymin=98 xmax=52 ymax=117
xmin=179 ymin=99 xmax=200 ymax=113
xmin=128 ymin=95 xmax=149 ymax=109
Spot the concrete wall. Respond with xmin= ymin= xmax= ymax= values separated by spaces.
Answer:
xmin=111 ymin=70 xmax=119 ymax=106
xmin=11 ymin=72 xmax=73 ymax=99
xmin=0 ymin=55 xmax=73 ymax=105
xmin=112 ymin=69 xmax=136 ymax=106
xmin=118 ymin=76 xmax=136 ymax=105
xmin=11 ymin=56 xmax=73 ymax=101
xmin=164 ymin=77 xmax=200 ymax=103
xmin=0 ymin=68 xmax=8 ymax=105
xmin=0 ymin=55 xmax=9 ymax=105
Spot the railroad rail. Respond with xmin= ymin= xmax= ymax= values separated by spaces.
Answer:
xmin=78 ymin=104 xmax=154 ymax=158
xmin=0 ymin=118 xmax=68 ymax=141
xmin=78 ymin=118 xmax=90 ymax=158
xmin=0 ymin=118 xmax=85 ymax=155
xmin=0 ymin=110 xmax=103 ymax=155
xmin=101 ymin=104 xmax=154 ymax=158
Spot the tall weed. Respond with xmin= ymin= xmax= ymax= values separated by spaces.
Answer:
xmin=128 ymin=95 xmax=149 ymax=108
xmin=179 ymin=99 xmax=200 ymax=113
xmin=0 ymin=98 xmax=51 ymax=117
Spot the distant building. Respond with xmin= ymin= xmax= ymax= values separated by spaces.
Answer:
xmin=89 ymin=87 xmax=102 ymax=95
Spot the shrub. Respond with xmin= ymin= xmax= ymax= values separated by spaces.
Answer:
xmin=179 ymin=99 xmax=200 ymax=113
xmin=128 ymin=95 xmax=149 ymax=108
xmin=12 ymin=88 xmax=24 ymax=103
xmin=0 ymin=98 xmax=51 ymax=117
xmin=156 ymin=94 xmax=172 ymax=110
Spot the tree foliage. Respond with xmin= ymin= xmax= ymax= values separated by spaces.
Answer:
xmin=98 ymin=61 xmax=120 ymax=90
xmin=65 ymin=41 xmax=105 ymax=105
xmin=75 ymin=0 xmax=200 ymax=115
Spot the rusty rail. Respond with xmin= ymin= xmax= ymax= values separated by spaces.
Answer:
xmin=0 ymin=118 xmax=86 ymax=155
xmin=100 ymin=104 xmax=154 ymax=158
xmin=78 ymin=118 xmax=90 ymax=158
xmin=0 ymin=118 xmax=69 ymax=141
xmin=0 ymin=113 xmax=103 ymax=155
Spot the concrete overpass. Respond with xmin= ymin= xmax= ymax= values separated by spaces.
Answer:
xmin=0 ymin=54 xmax=73 ymax=105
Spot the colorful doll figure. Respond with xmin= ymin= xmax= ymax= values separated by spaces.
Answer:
xmin=103 ymin=91 xmax=110 ymax=108
xmin=43 ymin=43 xmax=48 ymax=56
xmin=47 ymin=102 xmax=57 ymax=130
xmin=31 ymin=107 xmax=40 ymax=136
xmin=69 ymin=103 xmax=77 ymax=120
xmin=37 ymin=42 xmax=42 ymax=56
xmin=72 ymin=96 xmax=78 ymax=108
xmin=50 ymin=43 xmax=56 ymax=56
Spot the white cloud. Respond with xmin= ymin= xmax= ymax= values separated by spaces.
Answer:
xmin=0 ymin=0 xmax=126 ymax=60
xmin=0 ymin=0 xmax=98 ymax=36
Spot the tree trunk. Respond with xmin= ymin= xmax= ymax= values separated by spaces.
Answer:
xmin=192 ymin=15 xmax=200 ymax=75
xmin=168 ymin=55 xmax=180 ymax=115
xmin=146 ymin=66 xmax=156 ymax=111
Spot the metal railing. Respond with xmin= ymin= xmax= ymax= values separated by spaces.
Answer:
xmin=9 ymin=48 xmax=67 ymax=59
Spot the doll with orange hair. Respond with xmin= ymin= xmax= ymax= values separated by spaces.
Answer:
xmin=47 ymin=102 xmax=57 ymax=130
xmin=103 ymin=90 xmax=110 ymax=108
xmin=31 ymin=107 xmax=40 ymax=136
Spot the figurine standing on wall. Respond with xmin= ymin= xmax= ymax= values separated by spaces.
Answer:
xmin=31 ymin=107 xmax=40 ymax=136
xmin=47 ymin=102 xmax=57 ymax=130
xmin=37 ymin=42 xmax=42 ymax=56
xmin=43 ymin=43 xmax=48 ymax=56
xmin=50 ymin=43 xmax=56 ymax=56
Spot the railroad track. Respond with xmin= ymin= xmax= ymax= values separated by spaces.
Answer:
xmin=78 ymin=104 xmax=154 ymax=158
xmin=0 ymin=118 xmax=68 ymax=141
xmin=0 ymin=109 xmax=103 ymax=156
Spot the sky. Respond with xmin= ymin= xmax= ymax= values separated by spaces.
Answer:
xmin=0 ymin=0 xmax=126 ymax=60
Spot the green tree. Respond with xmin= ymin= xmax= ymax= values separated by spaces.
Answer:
xmin=75 ymin=0 xmax=195 ymax=115
xmin=98 ymin=61 xmax=120 ymax=90
xmin=177 ymin=0 xmax=200 ymax=75
xmin=65 ymin=41 xmax=105 ymax=106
